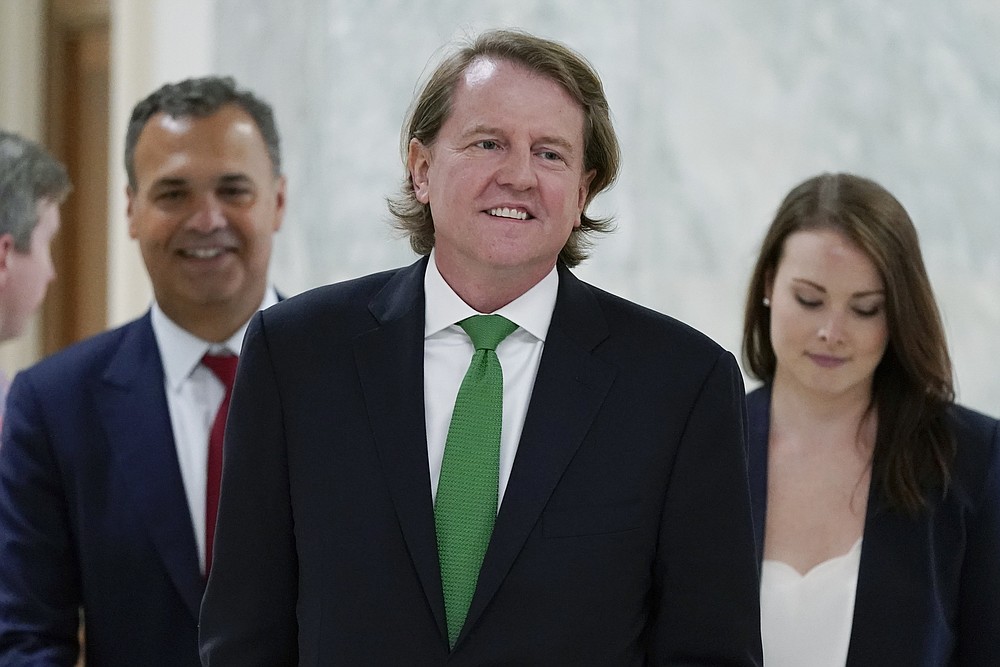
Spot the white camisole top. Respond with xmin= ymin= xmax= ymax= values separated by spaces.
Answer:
xmin=760 ymin=538 xmax=863 ymax=667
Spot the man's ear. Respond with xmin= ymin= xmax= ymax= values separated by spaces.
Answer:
xmin=126 ymin=185 xmax=139 ymax=239
xmin=271 ymin=175 xmax=287 ymax=233
xmin=0 ymin=233 xmax=16 ymax=288
xmin=407 ymin=138 xmax=432 ymax=204
xmin=575 ymin=168 xmax=596 ymax=228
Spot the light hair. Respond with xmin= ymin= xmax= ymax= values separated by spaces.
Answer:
xmin=0 ymin=130 xmax=71 ymax=251
xmin=388 ymin=29 xmax=620 ymax=267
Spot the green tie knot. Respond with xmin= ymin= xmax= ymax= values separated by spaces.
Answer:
xmin=458 ymin=315 xmax=518 ymax=351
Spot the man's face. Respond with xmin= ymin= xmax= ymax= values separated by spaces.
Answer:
xmin=0 ymin=200 xmax=60 ymax=341
xmin=408 ymin=57 xmax=595 ymax=291
xmin=127 ymin=104 xmax=285 ymax=334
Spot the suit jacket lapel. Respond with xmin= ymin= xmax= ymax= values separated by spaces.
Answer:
xmin=98 ymin=314 xmax=204 ymax=620
xmin=354 ymin=258 xmax=448 ymax=638
xmin=845 ymin=488 xmax=920 ymax=665
xmin=461 ymin=266 xmax=616 ymax=644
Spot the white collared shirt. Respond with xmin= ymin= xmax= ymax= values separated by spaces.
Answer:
xmin=423 ymin=252 xmax=556 ymax=507
xmin=150 ymin=287 xmax=278 ymax=573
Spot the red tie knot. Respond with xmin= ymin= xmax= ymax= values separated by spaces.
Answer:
xmin=202 ymin=353 xmax=239 ymax=390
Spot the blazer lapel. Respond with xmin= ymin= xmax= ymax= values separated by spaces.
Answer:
xmin=98 ymin=314 xmax=204 ymax=620
xmin=461 ymin=266 xmax=616 ymax=644
xmin=845 ymin=488 xmax=924 ymax=665
xmin=354 ymin=258 xmax=449 ymax=638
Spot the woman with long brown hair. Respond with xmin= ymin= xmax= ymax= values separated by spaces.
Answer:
xmin=743 ymin=172 xmax=1000 ymax=666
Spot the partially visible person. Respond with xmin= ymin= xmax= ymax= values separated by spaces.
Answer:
xmin=0 ymin=76 xmax=285 ymax=666
xmin=0 ymin=130 xmax=70 ymax=412
xmin=743 ymin=172 xmax=1000 ymax=666
xmin=200 ymin=29 xmax=761 ymax=665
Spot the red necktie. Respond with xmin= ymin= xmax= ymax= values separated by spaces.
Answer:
xmin=202 ymin=353 xmax=238 ymax=575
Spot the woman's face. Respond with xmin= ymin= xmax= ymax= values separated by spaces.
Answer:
xmin=766 ymin=228 xmax=889 ymax=402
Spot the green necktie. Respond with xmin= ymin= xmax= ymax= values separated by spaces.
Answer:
xmin=435 ymin=314 xmax=518 ymax=647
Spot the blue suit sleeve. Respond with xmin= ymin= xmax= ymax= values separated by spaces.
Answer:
xmin=0 ymin=373 xmax=81 ymax=666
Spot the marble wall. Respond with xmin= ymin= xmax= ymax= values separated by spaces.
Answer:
xmin=213 ymin=0 xmax=1000 ymax=415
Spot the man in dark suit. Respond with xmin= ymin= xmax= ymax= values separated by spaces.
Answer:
xmin=200 ymin=30 xmax=761 ymax=665
xmin=0 ymin=76 xmax=286 ymax=666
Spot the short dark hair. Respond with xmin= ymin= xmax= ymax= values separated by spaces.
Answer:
xmin=743 ymin=172 xmax=956 ymax=513
xmin=0 ymin=130 xmax=71 ymax=251
xmin=388 ymin=29 xmax=621 ymax=267
xmin=124 ymin=76 xmax=281 ymax=190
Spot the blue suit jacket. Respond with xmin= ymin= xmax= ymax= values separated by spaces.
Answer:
xmin=747 ymin=386 xmax=1000 ymax=666
xmin=0 ymin=313 xmax=203 ymax=666
xmin=200 ymin=258 xmax=763 ymax=665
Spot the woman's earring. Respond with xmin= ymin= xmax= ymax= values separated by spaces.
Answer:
xmin=762 ymin=297 xmax=771 ymax=307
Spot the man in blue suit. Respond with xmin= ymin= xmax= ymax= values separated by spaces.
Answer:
xmin=0 ymin=76 xmax=285 ymax=666
xmin=200 ymin=30 xmax=761 ymax=665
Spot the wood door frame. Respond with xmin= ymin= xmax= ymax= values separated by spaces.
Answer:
xmin=43 ymin=0 xmax=110 ymax=355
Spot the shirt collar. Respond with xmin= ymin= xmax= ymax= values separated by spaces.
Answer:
xmin=151 ymin=286 xmax=279 ymax=391
xmin=424 ymin=250 xmax=558 ymax=342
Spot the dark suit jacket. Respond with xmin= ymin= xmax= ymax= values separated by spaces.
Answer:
xmin=747 ymin=386 xmax=1000 ymax=666
xmin=200 ymin=258 xmax=762 ymax=666
xmin=0 ymin=313 xmax=203 ymax=666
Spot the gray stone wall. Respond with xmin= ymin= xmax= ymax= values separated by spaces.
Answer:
xmin=214 ymin=0 xmax=1000 ymax=414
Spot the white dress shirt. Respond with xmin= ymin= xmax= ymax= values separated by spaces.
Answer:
xmin=150 ymin=287 xmax=278 ymax=573
xmin=423 ymin=252 xmax=556 ymax=507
